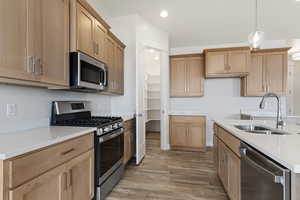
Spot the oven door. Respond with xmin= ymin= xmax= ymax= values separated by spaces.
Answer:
xmin=96 ymin=128 xmax=124 ymax=184
xmin=70 ymin=52 xmax=107 ymax=90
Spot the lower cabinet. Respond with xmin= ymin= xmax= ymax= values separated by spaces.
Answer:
xmin=215 ymin=124 xmax=241 ymax=200
xmin=9 ymin=150 xmax=94 ymax=200
xmin=170 ymin=115 xmax=206 ymax=151
xmin=124 ymin=119 xmax=135 ymax=164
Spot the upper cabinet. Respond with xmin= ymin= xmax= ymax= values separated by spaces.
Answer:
xmin=204 ymin=47 xmax=250 ymax=78
xmin=70 ymin=0 xmax=125 ymax=95
xmin=70 ymin=0 xmax=110 ymax=63
xmin=170 ymin=54 xmax=204 ymax=97
xmin=104 ymin=32 xmax=125 ymax=95
xmin=241 ymin=48 xmax=289 ymax=96
xmin=0 ymin=0 xmax=69 ymax=86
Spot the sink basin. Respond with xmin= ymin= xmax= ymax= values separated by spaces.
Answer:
xmin=247 ymin=130 xmax=290 ymax=135
xmin=234 ymin=125 xmax=271 ymax=131
xmin=234 ymin=125 xmax=291 ymax=135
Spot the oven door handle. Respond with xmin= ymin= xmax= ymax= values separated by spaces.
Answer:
xmin=99 ymin=128 xmax=123 ymax=143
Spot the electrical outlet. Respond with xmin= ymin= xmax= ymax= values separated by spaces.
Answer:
xmin=6 ymin=104 xmax=17 ymax=117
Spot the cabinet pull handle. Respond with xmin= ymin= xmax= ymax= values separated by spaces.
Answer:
xmin=64 ymin=172 xmax=68 ymax=190
xmin=69 ymin=169 xmax=73 ymax=187
xmin=61 ymin=148 xmax=75 ymax=156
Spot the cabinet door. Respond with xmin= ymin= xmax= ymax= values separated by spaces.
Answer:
xmin=265 ymin=52 xmax=287 ymax=95
xmin=40 ymin=0 xmax=69 ymax=86
xmin=93 ymin=20 xmax=106 ymax=62
xmin=187 ymin=117 xmax=206 ymax=149
xmin=170 ymin=122 xmax=188 ymax=148
xmin=213 ymin=135 xmax=219 ymax=168
xmin=114 ymin=44 xmax=124 ymax=94
xmin=228 ymin=51 xmax=249 ymax=74
xmin=0 ymin=0 xmax=35 ymax=81
xmin=66 ymin=150 xmax=94 ymax=200
xmin=227 ymin=149 xmax=241 ymax=200
xmin=205 ymin=52 xmax=227 ymax=75
xmin=218 ymin=141 xmax=228 ymax=191
xmin=76 ymin=3 xmax=94 ymax=56
xmin=105 ymin=36 xmax=116 ymax=92
xmin=186 ymin=57 xmax=204 ymax=97
xmin=9 ymin=165 xmax=67 ymax=200
xmin=170 ymin=58 xmax=186 ymax=97
xmin=124 ymin=130 xmax=132 ymax=164
xmin=243 ymin=54 xmax=265 ymax=96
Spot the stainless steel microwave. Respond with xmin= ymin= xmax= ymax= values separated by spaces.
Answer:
xmin=70 ymin=52 xmax=107 ymax=91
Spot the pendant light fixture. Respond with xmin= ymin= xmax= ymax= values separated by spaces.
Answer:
xmin=248 ymin=0 xmax=265 ymax=49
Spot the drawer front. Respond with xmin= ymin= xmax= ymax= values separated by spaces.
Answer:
xmin=218 ymin=127 xmax=241 ymax=157
xmin=8 ymin=134 xmax=93 ymax=188
xmin=171 ymin=115 xmax=204 ymax=124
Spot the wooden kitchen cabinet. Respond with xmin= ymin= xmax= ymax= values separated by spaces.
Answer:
xmin=170 ymin=54 xmax=204 ymax=97
xmin=215 ymin=124 xmax=241 ymax=200
xmin=9 ymin=164 xmax=68 ymax=200
xmin=241 ymin=48 xmax=289 ymax=96
xmin=204 ymin=47 xmax=250 ymax=78
xmin=170 ymin=116 xmax=206 ymax=151
xmin=70 ymin=0 xmax=110 ymax=63
xmin=65 ymin=150 xmax=94 ymax=200
xmin=0 ymin=134 xmax=94 ymax=200
xmin=0 ymin=0 xmax=69 ymax=87
xmin=124 ymin=119 xmax=136 ymax=164
xmin=104 ymin=32 xmax=125 ymax=95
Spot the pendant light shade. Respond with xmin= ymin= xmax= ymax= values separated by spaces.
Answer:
xmin=248 ymin=0 xmax=264 ymax=49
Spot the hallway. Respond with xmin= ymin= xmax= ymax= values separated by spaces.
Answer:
xmin=107 ymin=132 xmax=228 ymax=200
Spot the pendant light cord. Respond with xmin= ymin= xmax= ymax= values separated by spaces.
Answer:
xmin=255 ymin=0 xmax=258 ymax=30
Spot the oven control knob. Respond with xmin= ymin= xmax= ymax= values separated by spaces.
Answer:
xmin=97 ymin=128 xmax=103 ymax=136
xmin=118 ymin=122 xmax=123 ymax=128
xmin=113 ymin=123 xmax=118 ymax=129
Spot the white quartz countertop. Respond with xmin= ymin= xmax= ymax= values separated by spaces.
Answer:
xmin=0 ymin=126 xmax=97 ymax=160
xmin=215 ymin=120 xmax=300 ymax=173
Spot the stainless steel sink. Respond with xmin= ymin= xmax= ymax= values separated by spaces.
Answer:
xmin=234 ymin=125 xmax=271 ymax=131
xmin=234 ymin=125 xmax=290 ymax=135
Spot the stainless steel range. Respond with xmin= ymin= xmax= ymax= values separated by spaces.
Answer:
xmin=51 ymin=101 xmax=124 ymax=200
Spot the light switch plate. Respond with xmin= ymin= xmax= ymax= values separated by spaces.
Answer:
xmin=6 ymin=104 xmax=17 ymax=117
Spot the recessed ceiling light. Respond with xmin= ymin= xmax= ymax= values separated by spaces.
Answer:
xmin=160 ymin=10 xmax=168 ymax=18
xmin=149 ymin=49 xmax=155 ymax=53
xmin=154 ymin=56 xmax=159 ymax=60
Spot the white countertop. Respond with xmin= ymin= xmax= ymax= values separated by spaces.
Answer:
xmin=0 ymin=126 xmax=96 ymax=160
xmin=215 ymin=120 xmax=300 ymax=173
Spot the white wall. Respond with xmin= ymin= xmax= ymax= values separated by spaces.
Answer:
xmin=0 ymin=84 xmax=111 ymax=133
xmin=170 ymin=40 xmax=290 ymax=146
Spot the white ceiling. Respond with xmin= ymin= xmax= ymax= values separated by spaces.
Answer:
xmin=102 ymin=0 xmax=300 ymax=48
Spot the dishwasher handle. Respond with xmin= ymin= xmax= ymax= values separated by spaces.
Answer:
xmin=240 ymin=147 xmax=285 ymax=185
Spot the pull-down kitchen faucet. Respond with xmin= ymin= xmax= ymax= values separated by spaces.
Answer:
xmin=259 ymin=93 xmax=285 ymax=129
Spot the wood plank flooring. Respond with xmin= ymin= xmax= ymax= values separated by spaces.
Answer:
xmin=107 ymin=132 xmax=228 ymax=200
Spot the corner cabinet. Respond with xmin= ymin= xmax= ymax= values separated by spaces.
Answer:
xmin=205 ymin=47 xmax=250 ymax=78
xmin=0 ymin=134 xmax=95 ymax=200
xmin=170 ymin=54 xmax=204 ymax=97
xmin=241 ymin=48 xmax=289 ymax=96
xmin=0 ymin=0 xmax=70 ymax=87
xmin=124 ymin=119 xmax=136 ymax=164
xmin=170 ymin=116 xmax=206 ymax=151
xmin=214 ymin=124 xmax=241 ymax=200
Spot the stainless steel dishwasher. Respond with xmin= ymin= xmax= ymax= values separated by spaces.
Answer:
xmin=240 ymin=142 xmax=290 ymax=200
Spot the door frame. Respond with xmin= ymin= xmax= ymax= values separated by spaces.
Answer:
xmin=135 ymin=42 xmax=170 ymax=164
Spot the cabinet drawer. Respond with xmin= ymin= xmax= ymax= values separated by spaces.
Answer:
xmin=218 ymin=128 xmax=241 ymax=157
xmin=7 ymin=134 xmax=93 ymax=188
xmin=171 ymin=115 xmax=204 ymax=123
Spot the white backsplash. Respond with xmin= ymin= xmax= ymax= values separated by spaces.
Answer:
xmin=0 ymin=84 xmax=111 ymax=134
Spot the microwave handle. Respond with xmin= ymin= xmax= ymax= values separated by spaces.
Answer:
xmin=103 ymin=69 xmax=107 ymax=87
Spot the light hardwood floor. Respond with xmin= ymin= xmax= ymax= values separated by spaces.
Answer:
xmin=107 ymin=132 xmax=228 ymax=200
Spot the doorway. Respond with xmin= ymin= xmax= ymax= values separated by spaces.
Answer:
xmin=144 ymin=48 xmax=161 ymax=148
xmin=135 ymin=44 xmax=169 ymax=165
